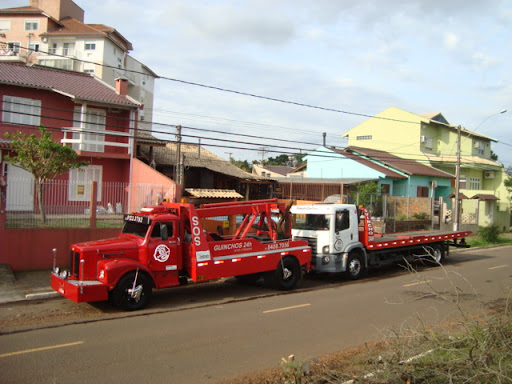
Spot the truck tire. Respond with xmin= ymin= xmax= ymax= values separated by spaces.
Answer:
xmin=111 ymin=272 xmax=152 ymax=311
xmin=265 ymin=256 xmax=301 ymax=290
xmin=428 ymin=243 xmax=445 ymax=265
xmin=344 ymin=251 xmax=365 ymax=280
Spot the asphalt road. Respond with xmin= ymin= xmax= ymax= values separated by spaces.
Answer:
xmin=0 ymin=246 xmax=510 ymax=384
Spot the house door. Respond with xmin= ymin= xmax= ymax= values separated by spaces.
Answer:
xmin=6 ymin=163 xmax=34 ymax=211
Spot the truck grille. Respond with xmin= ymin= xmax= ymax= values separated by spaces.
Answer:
xmin=294 ymin=236 xmax=317 ymax=255
xmin=70 ymin=250 xmax=80 ymax=277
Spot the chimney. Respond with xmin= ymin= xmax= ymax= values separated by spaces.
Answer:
xmin=115 ymin=77 xmax=128 ymax=96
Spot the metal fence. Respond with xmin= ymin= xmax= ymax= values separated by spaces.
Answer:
xmin=3 ymin=178 xmax=171 ymax=229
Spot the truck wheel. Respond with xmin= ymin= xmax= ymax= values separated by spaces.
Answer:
xmin=111 ymin=272 xmax=152 ymax=311
xmin=266 ymin=256 xmax=301 ymax=290
xmin=428 ymin=244 xmax=445 ymax=265
xmin=345 ymin=252 xmax=365 ymax=280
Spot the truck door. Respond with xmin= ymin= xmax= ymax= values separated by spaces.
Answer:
xmin=147 ymin=221 xmax=181 ymax=273
xmin=333 ymin=209 xmax=353 ymax=253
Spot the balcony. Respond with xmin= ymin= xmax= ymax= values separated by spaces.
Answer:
xmin=61 ymin=128 xmax=133 ymax=159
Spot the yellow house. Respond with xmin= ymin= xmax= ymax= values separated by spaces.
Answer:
xmin=342 ymin=106 xmax=511 ymax=231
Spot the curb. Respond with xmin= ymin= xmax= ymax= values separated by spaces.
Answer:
xmin=25 ymin=291 xmax=59 ymax=301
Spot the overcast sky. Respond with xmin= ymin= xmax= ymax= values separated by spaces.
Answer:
xmin=4 ymin=0 xmax=512 ymax=166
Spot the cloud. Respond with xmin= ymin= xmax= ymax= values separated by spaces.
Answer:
xmin=443 ymin=33 xmax=460 ymax=50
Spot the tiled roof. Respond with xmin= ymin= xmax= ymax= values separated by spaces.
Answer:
xmin=425 ymin=154 xmax=502 ymax=168
xmin=0 ymin=62 xmax=138 ymax=107
xmin=0 ymin=6 xmax=62 ymax=24
xmin=471 ymin=194 xmax=499 ymax=201
xmin=41 ymin=17 xmax=133 ymax=51
xmin=147 ymin=142 xmax=258 ymax=180
xmin=136 ymin=130 xmax=167 ymax=146
xmin=185 ymin=189 xmax=243 ymax=198
xmin=0 ymin=140 xmax=12 ymax=150
xmin=331 ymin=148 xmax=407 ymax=179
xmin=258 ymin=165 xmax=295 ymax=176
xmin=348 ymin=146 xmax=454 ymax=178
xmin=0 ymin=5 xmax=42 ymax=14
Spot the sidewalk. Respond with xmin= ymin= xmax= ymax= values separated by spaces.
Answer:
xmin=0 ymin=265 xmax=58 ymax=305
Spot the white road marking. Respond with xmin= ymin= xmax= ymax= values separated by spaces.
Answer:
xmin=263 ymin=303 xmax=311 ymax=314
xmin=489 ymin=265 xmax=508 ymax=270
xmin=403 ymin=280 xmax=432 ymax=287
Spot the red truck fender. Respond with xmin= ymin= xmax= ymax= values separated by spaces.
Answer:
xmin=97 ymin=258 xmax=154 ymax=291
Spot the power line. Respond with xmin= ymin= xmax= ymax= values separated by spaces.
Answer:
xmin=2 ymin=44 xmax=423 ymax=126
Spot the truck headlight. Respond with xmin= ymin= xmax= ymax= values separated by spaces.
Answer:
xmin=322 ymin=255 xmax=330 ymax=265
xmin=99 ymin=269 xmax=105 ymax=280
xmin=322 ymin=245 xmax=330 ymax=254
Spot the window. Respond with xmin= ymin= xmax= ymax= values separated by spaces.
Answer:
xmin=49 ymin=43 xmax=57 ymax=54
xmin=62 ymin=42 xmax=74 ymax=56
xmin=356 ymin=135 xmax=372 ymax=140
xmin=474 ymin=141 xmax=484 ymax=155
xmin=459 ymin=176 xmax=467 ymax=189
xmin=469 ymin=177 xmax=481 ymax=190
xmin=335 ymin=210 xmax=350 ymax=232
xmin=0 ymin=20 xmax=10 ymax=31
xmin=151 ymin=223 xmax=173 ymax=239
xmin=28 ymin=42 xmax=40 ymax=53
xmin=7 ymin=42 xmax=20 ymax=53
xmin=73 ymin=108 xmax=106 ymax=152
xmin=68 ymin=165 xmax=102 ymax=201
xmin=84 ymin=42 xmax=96 ymax=50
xmin=2 ymin=96 xmax=41 ymax=126
xmin=25 ymin=20 xmax=39 ymax=31
xmin=417 ymin=186 xmax=429 ymax=197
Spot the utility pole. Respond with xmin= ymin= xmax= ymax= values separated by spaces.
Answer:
xmin=258 ymin=147 xmax=267 ymax=163
xmin=453 ymin=125 xmax=461 ymax=231
xmin=176 ymin=125 xmax=183 ymax=186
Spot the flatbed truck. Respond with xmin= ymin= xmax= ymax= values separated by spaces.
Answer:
xmin=290 ymin=203 xmax=471 ymax=279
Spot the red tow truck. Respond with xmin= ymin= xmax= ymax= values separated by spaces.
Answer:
xmin=51 ymin=199 xmax=311 ymax=310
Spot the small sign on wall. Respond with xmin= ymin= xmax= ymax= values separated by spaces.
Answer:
xmin=77 ymin=185 xmax=85 ymax=195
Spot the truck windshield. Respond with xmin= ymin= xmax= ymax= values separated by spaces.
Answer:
xmin=122 ymin=221 xmax=150 ymax=238
xmin=292 ymin=214 xmax=330 ymax=231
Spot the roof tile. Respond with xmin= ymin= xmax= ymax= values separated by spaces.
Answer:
xmin=0 ymin=62 xmax=138 ymax=107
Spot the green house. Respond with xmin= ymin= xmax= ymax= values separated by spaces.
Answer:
xmin=342 ymin=107 xmax=510 ymax=230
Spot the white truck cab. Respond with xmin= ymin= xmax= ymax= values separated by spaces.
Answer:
xmin=290 ymin=204 xmax=365 ymax=276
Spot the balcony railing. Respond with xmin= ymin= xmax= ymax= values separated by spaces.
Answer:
xmin=61 ymin=128 xmax=133 ymax=155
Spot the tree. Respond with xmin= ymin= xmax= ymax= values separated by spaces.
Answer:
xmin=505 ymin=175 xmax=512 ymax=201
xmin=491 ymin=150 xmax=499 ymax=161
xmin=229 ymin=158 xmax=252 ymax=172
xmin=5 ymin=126 xmax=89 ymax=222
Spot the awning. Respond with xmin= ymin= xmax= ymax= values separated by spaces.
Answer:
xmin=447 ymin=192 xmax=469 ymax=199
xmin=185 ymin=189 xmax=243 ymax=198
xmin=471 ymin=194 xmax=500 ymax=201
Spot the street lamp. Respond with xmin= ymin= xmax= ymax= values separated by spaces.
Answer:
xmin=453 ymin=109 xmax=507 ymax=231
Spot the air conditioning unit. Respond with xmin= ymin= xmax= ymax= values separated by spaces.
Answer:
xmin=420 ymin=136 xmax=427 ymax=143
xmin=484 ymin=171 xmax=495 ymax=179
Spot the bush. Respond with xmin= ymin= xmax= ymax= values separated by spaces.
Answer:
xmin=479 ymin=224 xmax=501 ymax=243
xmin=412 ymin=212 xmax=429 ymax=220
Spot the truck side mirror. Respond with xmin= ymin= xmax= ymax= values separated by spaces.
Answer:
xmin=160 ymin=223 xmax=168 ymax=241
